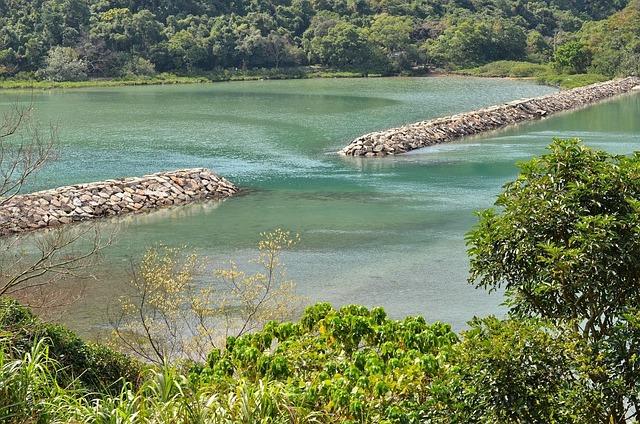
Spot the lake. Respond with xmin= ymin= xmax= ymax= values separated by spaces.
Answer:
xmin=2 ymin=77 xmax=639 ymax=335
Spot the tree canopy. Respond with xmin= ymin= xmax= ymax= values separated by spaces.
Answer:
xmin=467 ymin=138 xmax=640 ymax=422
xmin=0 ymin=0 xmax=636 ymax=79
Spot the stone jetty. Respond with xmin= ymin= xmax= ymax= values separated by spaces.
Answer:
xmin=0 ymin=168 xmax=237 ymax=235
xmin=341 ymin=76 xmax=640 ymax=157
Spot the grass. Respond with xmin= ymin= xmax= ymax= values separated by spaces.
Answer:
xmin=456 ymin=60 xmax=610 ymax=89
xmin=0 ymin=339 xmax=323 ymax=423
xmin=0 ymin=68 xmax=381 ymax=91
xmin=0 ymin=73 xmax=209 ymax=90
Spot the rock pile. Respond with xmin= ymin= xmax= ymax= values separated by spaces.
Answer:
xmin=0 ymin=168 xmax=237 ymax=235
xmin=341 ymin=77 xmax=640 ymax=157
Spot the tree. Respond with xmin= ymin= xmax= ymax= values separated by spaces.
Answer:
xmin=467 ymin=138 xmax=640 ymax=422
xmin=264 ymin=32 xmax=303 ymax=69
xmin=122 ymin=56 xmax=156 ymax=77
xmin=443 ymin=317 xmax=602 ymax=423
xmin=110 ymin=229 xmax=303 ymax=364
xmin=365 ymin=13 xmax=416 ymax=71
xmin=41 ymin=46 xmax=88 ymax=81
xmin=426 ymin=17 xmax=527 ymax=68
xmin=579 ymin=0 xmax=640 ymax=77
xmin=305 ymin=19 xmax=387 ymax=71
xmin=526 ymin=30 xmax=551 ymax=62
xmin=553 ymin=40 xmax=591 ymax=73
xmin=167 ymin=30 xmax=209 ymax=71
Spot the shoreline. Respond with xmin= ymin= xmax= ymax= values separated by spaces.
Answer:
xmin=0 ymin=69 xmax=566 ymax=92
xmin=0 ymin=66 xmax=610 ymax=92
xmin=340 ymin=77 xmax=640 ymax=157
xmin=0 ymin=69 xmax=389 ymax=91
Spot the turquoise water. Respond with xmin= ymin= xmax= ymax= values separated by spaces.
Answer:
xmin=2 ymin=77 xmax=638 ymax=334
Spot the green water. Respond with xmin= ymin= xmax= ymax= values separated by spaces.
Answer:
xmin=3 ymin=77 xmax=639 ymax=333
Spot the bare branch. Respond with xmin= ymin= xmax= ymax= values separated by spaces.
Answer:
xmin=0 ymin=100 xmax=57 ymax=205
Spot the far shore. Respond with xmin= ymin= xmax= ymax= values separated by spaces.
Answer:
xmin=0 ymin=68 xmax=387 ymax=91
xmin=0 ymin=65 xmax=581 ymax=91
xmin=0 ymin=62 xmax=617 ymax=92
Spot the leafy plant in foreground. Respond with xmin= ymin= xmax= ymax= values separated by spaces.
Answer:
xmin=467 ymin=138 xmax=640 ymax=422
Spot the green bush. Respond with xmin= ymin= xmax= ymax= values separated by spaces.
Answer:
xmin=459 ymin=60 xmax=551 ymax=78
xmin=442 ymin=317 xmax=603 ymax=423
xmin=194 ymin=303 xmax=459 ymax=422
xmin=0 ymin=297 xmax=141 ymax=394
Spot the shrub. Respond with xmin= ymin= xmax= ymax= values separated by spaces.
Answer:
xmin=553 ymin=41 xmax=592 ymax=74
xmin=441 ymin=317 xmax=602 ymax=423
xmin=0 ymin=297 xmax=141 ymax=394
xmin=41 ymin=46 xmax=88 ymax=82
xmin=122 ymin=56 xmax=157 ymax=77
xmin=194 ymin=303 xmax=459 ymax=422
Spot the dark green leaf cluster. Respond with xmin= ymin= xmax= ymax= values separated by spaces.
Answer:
xmin=467 ymin=138 xmax=640 ymax=421
xmin=0 ymin=297 xmax=142 ymax=394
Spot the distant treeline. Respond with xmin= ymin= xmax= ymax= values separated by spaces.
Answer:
xmin=0 ymin=0 xmax=638 ymax=81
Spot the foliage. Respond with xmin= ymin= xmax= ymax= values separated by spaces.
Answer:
xmin=0 ymin=302 xmax=461 ymax=423
xmin=0 ymin=339 xmax=64 ymax=423
xmin=579 ymin=0 xmax=640 ymax=77
xmin=467 ymin=138 xmax=640 ymax=422
xmin=0 ymin=297 xmax=141 ymax=394
xmin=458 ymin=60 xmax=609 ymax=88
xmin=535 ymin=72 xmax=609 ymax=89
xmin=1 ymin=300 xmax=630 ymax=423
xmin=458 ymin=60 xmax=552 ymax=78
xmin=0 ymin=0 xmax=634 ymax=79
xmin=553 ymin=41 xmax=592 ymax=74
xmin=122 ymin=56 xmax=156 ymax=77
xmin=194 ymin=302 xmax=458 ymax=422
xmin=110 ymin=229 xmax=303 ymax=364
xmin=425 ymin=17 xmax=527 ymax=69
xmin=40 ymin=46 xmax=88 ymax=81
xmin=441 ymin=317 xmax=603 ymax=423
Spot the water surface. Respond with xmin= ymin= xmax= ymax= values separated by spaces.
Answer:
xmin=3 ymin=77 xmax=638 ymax=334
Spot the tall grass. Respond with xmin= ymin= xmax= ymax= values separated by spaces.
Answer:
xmin=0 ymin=338 xmax=327 ymax=423
xmin=0 ymin=74 xmax=210 ymax=90
xmin=0 ymin=339 xmax=64 ymax=422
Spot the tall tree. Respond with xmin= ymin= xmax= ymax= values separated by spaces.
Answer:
xmin=467 ymin=138 xmax=640 ymax=422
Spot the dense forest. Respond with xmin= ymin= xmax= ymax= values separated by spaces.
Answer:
xmin=0 ymin=0 xmax=639 ymax=81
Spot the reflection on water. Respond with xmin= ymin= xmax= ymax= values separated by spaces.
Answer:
xmin=1 ymin=78 xmax=638 ymax=336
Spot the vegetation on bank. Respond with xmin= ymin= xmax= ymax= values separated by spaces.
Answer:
xmin=2 ymin=138 xmax=640 ymax=422
xmin=0 ymin=74 xmax=209 ymax=90
xmin=456 ymin=61 xmax=610 ymax=89
xmin=1 ymin=0 xmax=638 ymax=88
xmin=0 ymin=68 xmax=383 ymax=90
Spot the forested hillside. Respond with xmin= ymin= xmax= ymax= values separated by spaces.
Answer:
xmin=0 ymin=0 xmax=638 ymax=81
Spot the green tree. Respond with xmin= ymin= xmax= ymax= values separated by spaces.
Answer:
xmin=526 ymin=30 xmax=551 ymax=62
xmin=443 ymin=317 xmax=602 ymax=423
xmin=305 ymin=19 xmax=387 ymax=71
xmin=41 ymin=46 xmax=88 ymax=81
xmin=167 ymin=29 xmax=209 ymax=71
xmin=365 ymin=13 xmax=416 ymax=71
xmin=427 ymin=17 xmax=527 ymax=68
xmin=580 ymin=0 xmax=640 ymax=77
xmin=467 ymin=138 xmax=640 ymax=422
xmin=553 ymin=40 xmax=591 ymax=73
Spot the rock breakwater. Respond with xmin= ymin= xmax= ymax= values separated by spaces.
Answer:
xmin=341 ymin=77 xmax=640 ymax=157
xmin=0 ymin=168 xmax=237 ymax=235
